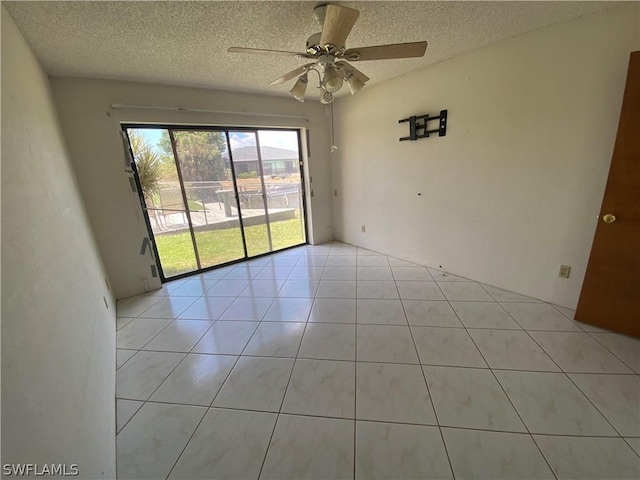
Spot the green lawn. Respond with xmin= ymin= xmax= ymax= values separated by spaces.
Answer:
xmin=155 ymin=218 xmax=306 ymax=277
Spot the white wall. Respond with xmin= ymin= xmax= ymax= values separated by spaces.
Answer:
xmin=1 ymin=8 xmax=116 ymax=477
xmin=50 ymin=78 xmax=333 ymax=300
xmin=332 ymin=4 xmax=639 ymax=308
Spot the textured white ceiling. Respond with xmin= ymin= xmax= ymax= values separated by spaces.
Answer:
xmin=4 ymin=1 xmax=618 ymax=99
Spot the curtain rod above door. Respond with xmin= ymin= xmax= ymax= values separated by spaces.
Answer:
xmin=110 ymin=103 xmax=309 ymax=121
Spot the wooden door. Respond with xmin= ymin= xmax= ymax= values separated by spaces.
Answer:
xmin=575 ymin=51 xmax=639 ymax=337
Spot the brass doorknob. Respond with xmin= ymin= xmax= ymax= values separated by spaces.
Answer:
xmin=602 ymin=214 xmax=616 ymax=224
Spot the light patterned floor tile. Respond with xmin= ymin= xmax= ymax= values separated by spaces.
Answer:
xmin=357 ymin=281 xmax=399 ymax=299
xmin=281 ymin=359 xmax=355 ymax=418
xmin=238 ymin=279 xmax=285 ymax=297
xmin=468 ymin=329 xmax=560 ymax=371
xmin=191 ymin=321 xmax=258 ymax=355
xmin=169 ymin=279 xmax=217 ymax=297
xmin=288 ymin=265 xmax=325 ymax=280
xmin=451 ymin=301 xmax=521 ymax=329
xmin=427 ymin=269 xmax=470 ymax=282
xmin=116 ymin=349 xmax=137 ymax=369
xmin=443 ymin=428 xmax=554 ymax=479
xmin=116 ymin=317 xmax=135 ymax=330
xmin=412 ymin=326 xmax=487 ymax=367
xmin=495 ymin=371 xmax=617 ymax=436
xmin=356 ymin=299 xmax=407 ymax=325
xmin=116 ymin=399 xmax=143 ymax=433
xmin=137 ymin=296 xmax=197 ymax=319
xmin=116 ymin=295 xmax=162 ymax=318
xmin=438 ymin=282 xmax=494 ymax=301
xmin=213 ymin=356 xmax=294 ymax=412
xmin=277 ymin=279 xmax=320 ymax=298
xmin=309 ymin=298 xmax=356 ymax=323
xmin=116 ymin=402 xmax=206 ymax=480
xmin=316 ymin=280 xmax=357 ymax=298
xmin=150 ymin=353 xmax=236 ymax=406
xmin=529 ymin=331 xmax=633 ymax=373
xmin=298 ymin=323 xmax=356 ymax=361
xmin=116 ymin=318 xmax=172 ymax=349
xmin=142 ymin=320 xmax=212 ymax=353
xmin=396 ymin=281 xmax=445 ymax=301
xmin=356 ymin=266 xmax=394 ymax=281
xmin=218 ymin=296 xmax=274 ymax=321
xmin=296 ymin=252 xmax=328 ymax=265
xmin=116 ymin=351 xmax=185 ymax=401
xmin=590 ymin=332 xmax=640 ymax=373
xmin=534 ymin=435 xmax=640 ymax=480
xmin=357 ymin=325 xmax=419 ymax=364
xmin=403 ymin=300 xmax=463 ymax=327
xmin=625 ymin=437 xmax=640 ymax=456
xmin=113 ymin=244 xmax=638 ymax=480
xmin=356 ymin=362 xmax=436 ymax=425
xmin=424 ymin=366 xmax=526 ymax=432
xmin=177 ymin=296 xmax=234 ymax=320
xmin=243 ymin=322 xmax=305 ymax=357
xmin=323 ymin=255 xmax=356 ymax=267
xmin=261 ymin=415 xmax=354 ymax=480
xmin=500 ymin=303 xmax=582 ymax=331
xmin=254 ymin=266 xmax=294 ymax=280
xmin=168 ymin=408 xmax=276 ymax=480
xmin=481 ymin=284 xmax=542 ymax=302
xmin=356 ymin=255 xmax=389 ymax=267
xmin=206 ymin=279 xmax=249 ymax=297
xmin=322 ymin=266 xmax=357 ymax=280
xmin=357 ymin=422 xmax=452 ymax=479
xmin=391 ymin=266 xmax=433 ymax=281
xmin=569 ymin=373 xmax=640 ymax=436
xmin=262 ymin=297 xmax=313 ymax=322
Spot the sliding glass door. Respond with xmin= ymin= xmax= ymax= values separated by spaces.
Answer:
xmin=125 ymin=126 xmax=307 ymax=280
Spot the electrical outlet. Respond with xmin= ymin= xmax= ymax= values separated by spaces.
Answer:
xmin=558 ymin=265 xmax=571 ymax=279
xmin=361 ymin=225 xmax=366 ymax=233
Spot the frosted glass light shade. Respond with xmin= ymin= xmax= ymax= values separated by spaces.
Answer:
xmin=345 ymin=72 xmax=365 ymax=95
xmin=289 ymin=75 xmax=308 ymax=102
xmin=323 ymin=66 xmax=343 ymax=93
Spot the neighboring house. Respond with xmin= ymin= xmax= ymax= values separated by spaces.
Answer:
xmin=227 ymin=145 xmax=299 ymax=175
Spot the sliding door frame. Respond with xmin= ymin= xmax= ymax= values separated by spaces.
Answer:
xmin=122 ymin=123 xmax=309 ymax=283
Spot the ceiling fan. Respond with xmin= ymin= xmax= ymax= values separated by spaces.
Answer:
xmin=228 ymin=3 xmax=428 ymax=104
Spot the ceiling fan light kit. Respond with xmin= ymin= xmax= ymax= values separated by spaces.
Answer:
xmin=289 ymin=75 xmax=309 ymax=102
xmin=228 ymin=4 xmax=428 ymax=104
xmin=344 ymin=71 xmax=365 ymax=95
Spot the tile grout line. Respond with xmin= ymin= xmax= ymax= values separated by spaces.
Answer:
xmin=353 ymin=260 xmax=359 ymax=480
xmin=583 ymin=329 xmax=639 ymax=375
xmin=485 ymin=285 xmax=632 ymax=439
xmin=117 ymin=244 xmax=638 ymax=478
xmin=121 ymin=348 xmax=638 ymax=375
xmin=117 ymin=276 xmax=242 ymax=449
xmin=116 ymin=396 xmax=635 ymax=438
xmin=164 ymin=278 xmax=272 ymax=480
xmin=256 ymin=287 xmax=313 ymax=480
xmin=623 ymin=438 xmax=640 ymax=460
xmin=478 ymin=286 xmax=567 ymax=479
xmin=116 ymin=248 xmax=305 ymax=439
xmin=396 ymin=269 xmax=457 ymax=479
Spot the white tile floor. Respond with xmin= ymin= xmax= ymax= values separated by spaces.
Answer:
xmin=115 ymin=242 xmax=640 ymax=480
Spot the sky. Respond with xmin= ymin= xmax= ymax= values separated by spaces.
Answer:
xmin=131 ymin=128 xmax=299 ymax=154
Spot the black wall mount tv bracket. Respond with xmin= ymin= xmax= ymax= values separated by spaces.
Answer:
xmin=399 ymin=110 xmax=447 ymax=141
